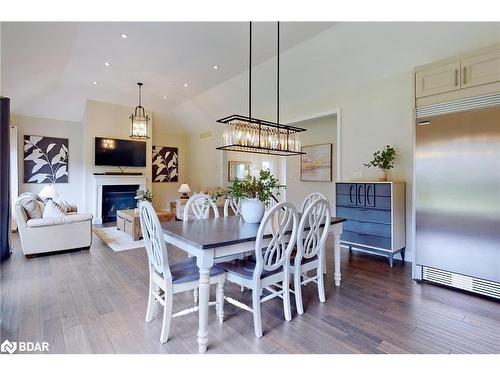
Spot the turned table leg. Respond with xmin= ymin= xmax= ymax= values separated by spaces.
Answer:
xmin=196 ymin=253 xmax=214 ymax=353
xmin=333 ymin=224 xmax=343 ymax=287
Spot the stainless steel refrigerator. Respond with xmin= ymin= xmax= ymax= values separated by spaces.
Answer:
xmin=415 ymin=98 xmax=500 ymax=298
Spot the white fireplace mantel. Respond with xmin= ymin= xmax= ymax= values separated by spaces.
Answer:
xmin=92 ymin=174 xmax=147 ymax=224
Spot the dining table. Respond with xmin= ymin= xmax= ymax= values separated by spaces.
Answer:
xmin=161 ymin=215 xmax=346 ymax=353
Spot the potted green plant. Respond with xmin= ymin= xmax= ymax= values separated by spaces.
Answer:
xmin=134 ymin=189 xmax=155 ymax=212
xmin=214 ymin=169 xmax=279 ymax=223
xmin=363 ymin=145 xmax=396 ymax=181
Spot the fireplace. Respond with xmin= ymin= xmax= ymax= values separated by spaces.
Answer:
xmin=101 ymin=184 xmax=139 ymax=223
xmin=92 ymin=175 xmax=147 ymax=224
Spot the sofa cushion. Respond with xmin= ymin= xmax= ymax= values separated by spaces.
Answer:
xmin=27 ymin=213 xmax=93 ymax=228
xmin=21 ymin=199 xmax=44 ymax=219
xmin=42 ymin=200 xmax=66 ymax=218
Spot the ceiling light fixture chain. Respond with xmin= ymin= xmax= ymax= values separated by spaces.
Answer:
xmin=216 ymin=21 xmax=306 ymax=157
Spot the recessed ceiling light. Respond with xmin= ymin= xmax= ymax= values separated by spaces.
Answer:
xmin=104 ymin=62 xmax=110 ymax=67
xmin=183 ymin=83 xmax=189 ymax=87
xmin=92 ymin=81 xmax=98 ymax=85
xmin=213 ymin=65 xmax=219 ymax=70
xmin=163 ymin=96 xmax=167 ymax=100
xmin=121 ymin=33 xmax=128 ymax=39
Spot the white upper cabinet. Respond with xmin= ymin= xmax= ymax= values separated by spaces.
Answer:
xmin=415 ymin=61 xmax=460 ymax=98
xmin=461 ymin=48 xmax=500 ymax=88
xmin=415 ymin=44 xmax=500 ymax=99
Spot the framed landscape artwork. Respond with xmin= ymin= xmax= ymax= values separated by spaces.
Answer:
xmin=152 ymin=146 xmax=179 ymax=182
xmin=228 ymin=161 xmax=252 ymax=181
xmin=24 ymin=135 xmax=69 ymax=183
xmin=300 ymin=143 xmax=332 ymax=182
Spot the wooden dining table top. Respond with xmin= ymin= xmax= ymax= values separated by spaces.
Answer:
xmin=161 ymin=215 xmax=346 ymax=250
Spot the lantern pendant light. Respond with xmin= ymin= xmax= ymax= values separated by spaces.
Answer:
xmin=129 ymin=82 xmax=150 ymax=139
xmin=216 ymin=22 xmax=306 ymax=156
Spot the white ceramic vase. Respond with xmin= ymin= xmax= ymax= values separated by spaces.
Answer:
xmin=240 ymin=198 xmax=265 ymax=223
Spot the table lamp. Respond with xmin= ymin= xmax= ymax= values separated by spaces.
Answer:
xmin=39 ymin=184 xmax=60 ymax=200
xmin=178 ymin=183 xmax=191 ymax=201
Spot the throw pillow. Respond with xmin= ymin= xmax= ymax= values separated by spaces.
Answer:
xmin=42 ymin=200 xmax=67 ymax=218
xmin=21 ymin=199 xmax=43 ymax=219
xmin=56 ymin=199 xmax=78 ymax=213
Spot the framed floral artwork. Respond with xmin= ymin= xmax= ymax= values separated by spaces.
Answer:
xmin=23 ymin=135 xmax=69 ymax=183
xmin=152 ymin=146 xmax=178 ymax=183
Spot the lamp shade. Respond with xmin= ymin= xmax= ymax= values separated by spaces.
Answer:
xmin=178 ymin=184 xmax=191 ymax=194
xmin=39 ymin=184 xmax=60 ymax=200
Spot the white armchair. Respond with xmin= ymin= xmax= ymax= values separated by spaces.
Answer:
xmin=15 ymin=203 xmax=93 ymax=256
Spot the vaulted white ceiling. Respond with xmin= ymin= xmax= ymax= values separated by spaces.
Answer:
xmin=1 ymin=22 xmax=334 ymax=122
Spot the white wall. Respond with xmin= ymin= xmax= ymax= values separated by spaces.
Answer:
xmin=163 ymin=22 xmax=500 ymax=262
xmin=11 ymin=114 xmax=85 ymax=210
xmin=12 ymin=102 xmax=191 ymax=216
xmin=286 ymin=115 xmax=337 ymax=209
xmin=82 ymin=100 xmax=153 ymax=212
xmin=151 ymin=116 xmax=189 ymax=211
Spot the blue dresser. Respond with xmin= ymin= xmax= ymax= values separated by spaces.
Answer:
xmin=335 ymin=182 xmax=406 ymax=267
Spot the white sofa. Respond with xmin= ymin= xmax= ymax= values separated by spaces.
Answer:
xmin=15 ymin=204 xmax=93 ymax=256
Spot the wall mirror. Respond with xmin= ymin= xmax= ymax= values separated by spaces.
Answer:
xmin=228 ymin=161 xmax=252 ymax=181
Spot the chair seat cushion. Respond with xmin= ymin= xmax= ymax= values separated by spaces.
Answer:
xmin=220 ymin=258 xmax=283 ymax=280
xmin=170 ymin=258 xmax=225 ymax=284
xmin=27 ymin=213 xmax=93 ymax=228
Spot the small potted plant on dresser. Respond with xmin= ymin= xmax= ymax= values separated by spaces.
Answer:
xmin=364 ymin=145 xmax=396 ymax=181
xmin=134 ymin=189 xmax=155 ymax=212
xmin=215 ymin=169 xmax=279 ymax=223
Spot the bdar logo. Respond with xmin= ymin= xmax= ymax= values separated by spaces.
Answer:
xmin=1 ymin=339 xmax=17 ymax=354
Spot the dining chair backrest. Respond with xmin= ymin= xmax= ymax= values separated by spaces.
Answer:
xmin=254 ymin=202 xmax=298 ymax=278
xmin=139 ymin=201 xmax=171 ymax=280
xmin=296 ymin=198 xmax=331 ymax=263
xmin=183 ymin=193 xmax=219 ymax=221
xmin=301 ymin=192 xmax=328 ymax=214
xmin=223 ymin=197 xmax=241 ymax=217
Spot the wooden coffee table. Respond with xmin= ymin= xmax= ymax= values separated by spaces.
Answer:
xmin=116 ymin=209 xmax=175 ymax=241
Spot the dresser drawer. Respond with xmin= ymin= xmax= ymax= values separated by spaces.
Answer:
xmin=336 ymin=206 xmax=391 ymax=224
xmin=336 ymin=194 xmax=391 ymax=210
xmin=344 ymin=220 xmax=391 ymax=238
xmin=341 ymin=230 xmax=392 ymax=251
xmin=336 ymin=183 xmax=356 ymax=195
xmin=374 ymin=184 xmax=391 ymax=197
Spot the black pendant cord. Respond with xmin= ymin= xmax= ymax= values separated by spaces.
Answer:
xmin=138 ymin=82 xmax=143 ymax=108
xmin=277 ymin=21 xmax=280 ymax=126
xmin=249 ymin=21 xmax=252 ymax=120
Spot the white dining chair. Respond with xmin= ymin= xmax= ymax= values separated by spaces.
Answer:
xmin=301 ymin=192 xmax=329 ymax=272
xmin=221 ymin=202 xmax=298 ymax=338
xmin=139 ymin=201 xmax=225 ymax=343
xmin=223 ymin=197 xmax=241 ymax=216
xmin=290 ymin=198 xmax=331 ymax=315
xmin=301 ymin=192 xmax=328 ymax=213
xmin=183 ymin=193 xmax=219 ymax=221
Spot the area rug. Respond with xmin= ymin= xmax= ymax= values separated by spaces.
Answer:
xmin=94 ymin=227 xmax=145 ymax=252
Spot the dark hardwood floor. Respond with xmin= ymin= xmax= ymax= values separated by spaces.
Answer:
xmin=1 ymin=231 xmax=499 ymax=354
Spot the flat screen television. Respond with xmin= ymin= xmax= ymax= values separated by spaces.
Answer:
xmin=95 ymin=137 xmax=146 ymax=167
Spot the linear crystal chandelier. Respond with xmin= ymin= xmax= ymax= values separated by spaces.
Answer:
xmin=216 ymin=22 xmax=306 ymax=156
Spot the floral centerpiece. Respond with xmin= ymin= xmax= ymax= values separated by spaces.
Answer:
xmin=134 ymin=189 xmax=155 ymax=211
xmin=213 ymin=169 xmax=280 ymax=223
